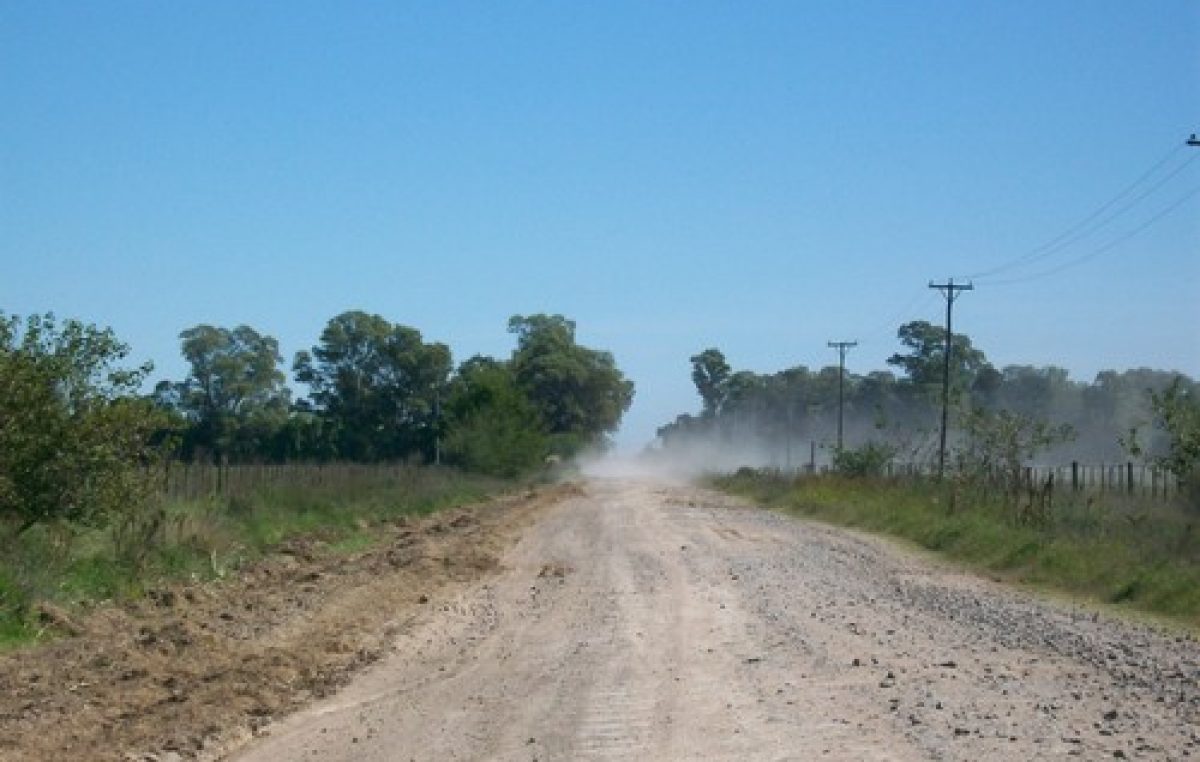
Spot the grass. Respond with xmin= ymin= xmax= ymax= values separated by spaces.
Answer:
xmin=0 ymin=465 xmax=510 ymax=650
xmin=714 ymin=469 xmax=1200 ymax=627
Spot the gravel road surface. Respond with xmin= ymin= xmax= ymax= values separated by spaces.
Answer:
xmin=232 ymin=479 xmax=1200 ymax=761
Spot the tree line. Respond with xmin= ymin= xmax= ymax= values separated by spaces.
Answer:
xmin=152 ymin=311 xmax=634 ymax=471
xmin=657 ymin=319 xmax=1199 ymax=478
xmin=0 ymin=309 xmax=634 ymax=535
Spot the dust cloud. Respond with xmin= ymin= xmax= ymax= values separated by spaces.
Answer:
xmin=575 ymin=433 xmax=813 ymax=485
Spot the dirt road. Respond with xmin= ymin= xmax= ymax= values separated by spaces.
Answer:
xmin=0 ymin=487 xmax=559 ymax=762
xmin=232 ymin=479 xmax=1200 ymax=761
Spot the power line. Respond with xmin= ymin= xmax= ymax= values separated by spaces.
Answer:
xmin=1007 ymin=153 xmax=1196 ymax=267
xmin=977 ymin=183 xmax=1200 ymax=286
xmin=853 ymin=288 xmax=939 ymax=349
xmin=961 ymin=142 xmax=1194 ymax=280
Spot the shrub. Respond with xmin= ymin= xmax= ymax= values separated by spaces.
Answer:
xmin=832 ymin=441 xmax=897 ymax=477
xmin=0 ymin=313 xmax=173 ymax=536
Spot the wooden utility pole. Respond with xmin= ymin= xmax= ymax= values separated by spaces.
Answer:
xmin=827 ymin=340 xmax=857 ymax=452
xmin=928 ymin=279 xmax=973 ymax=479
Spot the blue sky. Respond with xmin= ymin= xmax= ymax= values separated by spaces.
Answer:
xmin=2 ymin=1 xmax=1198 ymax=448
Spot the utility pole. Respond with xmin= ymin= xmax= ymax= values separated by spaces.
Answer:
xmin=928 ymin=279 xmax=973 ymax=479
xmin=827 ymin=340 xmax=857 ymax=452
xmin=785 ymin=399 xmax=794 ymax=472
xmin=433 ymin=385 xmax=442 ymax=466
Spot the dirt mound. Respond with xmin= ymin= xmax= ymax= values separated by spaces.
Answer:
xmin=0 ymin=486 xmax=566 ymax=762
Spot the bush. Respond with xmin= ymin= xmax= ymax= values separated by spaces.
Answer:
xmin=832 ymin=442 xmax=897 ymax=477
xmin=0 ymin=312 xmax=173 ymax=536
xmin=443 ymin=360 xmax=549 ymax=477
xmin=1148 ymin=379 xmax=1200 ymax=512
xmin=954 ymin=407 xmax=1073 ymax=505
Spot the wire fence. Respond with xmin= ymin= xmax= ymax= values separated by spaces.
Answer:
xmin=877 ymin=461 xmax=1181 ymax=501
xmin=156 ymin=462 xmax=433 ymax=502
xmin=775 ymin=459 xmax=1182 ymax=501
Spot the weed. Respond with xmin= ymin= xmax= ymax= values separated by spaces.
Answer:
xmin=0 ymin=465 xmax=510 ymax=651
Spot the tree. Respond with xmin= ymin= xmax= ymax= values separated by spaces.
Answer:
xmin=719 ymin=370 xmax=767 ymax=435
xmin=654 ymin=318 xmax=1199 ymax=471
xmin=156 ymin=324 xmax=290 ymax=462
xmin=1083 ymin=369 xmax=1181 ymax=461
xmin=984 ymin=365 xmax=1075 ymax=419
xmin=832 ymin=441 xmax=898 ymax=477
xmin=1147 ymin=378 xmax=1200 ymax=508
xmin=0 ymin=313 xmax=171 ymax=535
xmin=508 ymin=314 xmax=634 ymax=455
xmin=294 ymin=311 xmax=451 ymax=461
xmin=442 ymin=356 xmax=548 ymax=476
xmin=656 ymin=412 xmax=703 ymax=447
xmin=887 ymin=320 xmax=992 ymax=395
xmin=955 ymin=407 xmax=1075 ymax=512
xmin=690 ymin=348 xmax=731 ymax=418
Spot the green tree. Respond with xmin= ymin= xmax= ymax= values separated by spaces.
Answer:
xmin=832 ymin=441 xmax=898 ymax=477
xmin=268 ymin=411 xmax=339 ymax=462
xmin=1147 ymin=378 xmax=1200 ymax=507
xmin=719 ymin=370 xmax=768 ymax=438
xmin=294 ymin=311 xmax=451 ymax=461
xmin=156 ymin=324 xmax=290 ymax=462
xmin=656 ymin=412 xmax=703 ymax=447
xmin=955 ymin=407 xmax=1075 ymax=512
xmin=690 ymin=348 xmax=731 ymax=418
xmin=442 ymin=356 xmax=548 ymax=476
xmin=508 ymin=314 xmax=634 ymax=455
xmin=0 ymin=313 xmax=170 ymax=535
xmin=887 ymin=320 xmax=992 ymax=395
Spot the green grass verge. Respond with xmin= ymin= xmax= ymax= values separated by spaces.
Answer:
xmin=0 ymin=466 xmax=510 ymax=650
xmin=714 ymin=470 xmax=1200 ymax=627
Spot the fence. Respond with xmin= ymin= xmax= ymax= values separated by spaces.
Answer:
xmin=874 ymin=460 xmax=1181 ymax=501
xmin=156 ymin=462 xmax=430 ymax=502
xmin=1023 ymin=462 xmax=1180 ymax=500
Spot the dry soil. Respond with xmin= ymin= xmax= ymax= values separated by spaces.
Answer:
xmin=3 ymin=479 xmax=1198 ymax=761
xmin=233 ymin=479 xmax=1200 ymax=761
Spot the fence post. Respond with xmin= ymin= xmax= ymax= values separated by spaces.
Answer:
xmin=1071 ymin=461 xmax=1078 ymax=492
xmin=1126 ymin=462 xmax=1134 ymax=494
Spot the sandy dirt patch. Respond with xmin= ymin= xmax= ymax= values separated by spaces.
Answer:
xmin=232 ymin=479 xmax=1200 ymax=761
xmin=0 ymin=485 xmax=569 ymax=762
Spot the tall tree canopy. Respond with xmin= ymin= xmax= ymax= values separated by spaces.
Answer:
xmin=887 ymin=320 xmax=993 ymax=395
xmin=690 ymin=348 xmax=731 ymax=418
xmin=294 ymin=310 xmax=451 ymax=462
xmin=507 ymin=314 xmax=634 ymax=454
xmin=659 ymin=324 xmax=1197 ymax=467
xmin=442 ymin=355 xmax=547 ymax=477
xmin=156 ymin=324 xmax=289 ymax=461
